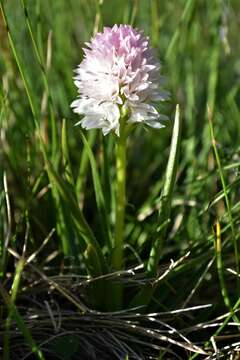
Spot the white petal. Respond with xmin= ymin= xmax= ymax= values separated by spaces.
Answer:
xmin=145 ymin=120 xmax=165 ymax=129
xmin=71 ymin=98 xmax=95 ymax=114
xmin=81 ymin=116 xmax=103 ymax=130
xmin=150 ymin=90 xmax=170 ymax=101
xmin=102 ymin=103 xmax=120 ymax=125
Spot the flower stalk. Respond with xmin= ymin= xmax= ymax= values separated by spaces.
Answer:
xmin=112 ymin=118 xmax=127 ymax=271
xmin=110 ymin=109 xmax=128 ymax=310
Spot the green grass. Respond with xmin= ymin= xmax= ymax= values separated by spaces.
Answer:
xmin=1 ymin=0 xmax=240 ymax=358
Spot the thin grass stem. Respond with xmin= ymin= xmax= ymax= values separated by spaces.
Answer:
xmin=215 ymin=221 xmax=239 ymax=324
xmin=208 ymin=107 xmax=239 ymax=285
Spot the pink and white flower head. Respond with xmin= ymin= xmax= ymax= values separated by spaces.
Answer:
xmin=71 ymin=24 xmax=169 ymax=136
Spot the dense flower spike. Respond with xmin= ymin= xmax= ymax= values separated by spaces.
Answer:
xmin=71 ymin=24 xmax=169 ymax=135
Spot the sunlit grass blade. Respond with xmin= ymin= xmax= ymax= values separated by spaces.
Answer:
xmin=147 ymin=104 xmax=182 ymax=276
xmin=131 ymin=105 xmax=182 ymax=308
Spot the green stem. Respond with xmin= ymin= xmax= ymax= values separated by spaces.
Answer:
xmin=109 ymin=118 xmax=127 ymax=310
xmin=113 ymin=124 xmax=127 ymax=271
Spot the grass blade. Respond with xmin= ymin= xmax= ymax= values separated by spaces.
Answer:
xmin=43 ymin=153 xmax=108 ymax=275
xmin=131 ymin=105 xmax=182 ymax=308
xmin=3 ymin=258 xmax=25 ymax=360
xmin=80 ymin=130 xmax=113 ymax=250
xmin=147 ymin=104 xmax=182 ymax=276
xmin=76 ymin=130 xmax=97 ymax=208
xmin=215 ymin=221 xmax=239 ymax=324
xmin=0 ymin=283 xmax=45 ymax=360
xmin=208 ymin=107 xmax=239 ymax=283
xmin=61 ymin=119 xmax=74 ymax=186
xmin=20 ymin=0 xmax=58 ymax=163
xmin=166 ymin=0 xmax=196 ymax=60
